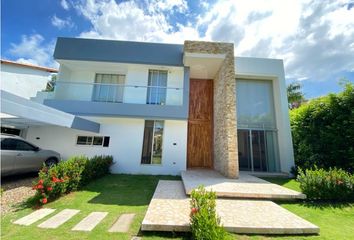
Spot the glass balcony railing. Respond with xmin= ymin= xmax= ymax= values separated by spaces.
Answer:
xmin=51 ymin=81 xmax=184 ymax=106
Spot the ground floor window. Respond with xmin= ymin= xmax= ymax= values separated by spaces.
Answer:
xmin=237 ymin=129 xmax=280 ymax=172
xmin=76 ymin=136 xmax=110 ymax=147
xmin=1 ymin=127 xmax=21 ymax=136
xmin=141 ymin=120 xmax=164 ymax=164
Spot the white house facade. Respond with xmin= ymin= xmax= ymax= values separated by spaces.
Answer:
xmin=1 ymin=38 xmax=295 ymax=177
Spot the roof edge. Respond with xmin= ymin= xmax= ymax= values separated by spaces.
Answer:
xmin=1 ymin=59 xmax=58 ymax=73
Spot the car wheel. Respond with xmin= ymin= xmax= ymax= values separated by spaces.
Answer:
xmin=45 ymin=158 xmax=58 ymax=167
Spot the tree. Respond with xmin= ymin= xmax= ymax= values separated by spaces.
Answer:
xmin=287 ymin=82 xmax=305 ymax=109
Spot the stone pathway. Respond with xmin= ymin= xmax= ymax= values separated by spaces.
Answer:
xmin=13 ymin=208 xmax=135 ymax=233
xmin=38 ymin=209 xmax=80 ymax=229
xmin=141 ymin=180 xmax=320 ymax=234
xmin=182 ymin=170 xmax=306 ymax=200
xmin=14 ymin=208 xmax=55 ymax=226
xmin=109 ymin=213 xmax=135 ymax=233
xmin=72 ymin=212 xmax=108 ymax=231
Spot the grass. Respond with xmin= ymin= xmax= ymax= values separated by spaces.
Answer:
xmin=1 ymin=174 xmax=185 ymax=240
xmin=1 ymin=174 xmax=354 ymax=240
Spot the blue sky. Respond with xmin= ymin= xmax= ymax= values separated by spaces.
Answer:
xmin=1 ymin=0 xmax=354 ymax=99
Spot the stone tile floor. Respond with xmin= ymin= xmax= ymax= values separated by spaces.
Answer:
xmin=141 ymin=180 xmax=319 ymax=235
xmin=182 ymin=170 xmax=306 ymax=200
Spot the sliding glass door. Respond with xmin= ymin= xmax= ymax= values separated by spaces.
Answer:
xmin=237 ymin=129 xmax=280 ymax=172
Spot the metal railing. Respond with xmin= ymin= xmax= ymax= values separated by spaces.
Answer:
xmin=53 ymin=81 xmax=183 ymax=105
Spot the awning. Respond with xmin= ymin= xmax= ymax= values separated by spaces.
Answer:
xmin=1 ymin=90 xmax=100 ymax=133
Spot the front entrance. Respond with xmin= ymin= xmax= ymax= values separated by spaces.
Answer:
xmin=187 ymin=79 xmax=213 ymax=168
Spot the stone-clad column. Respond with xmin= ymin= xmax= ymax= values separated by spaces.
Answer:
xmin=184 ymin=41 xmax=239 ymax=178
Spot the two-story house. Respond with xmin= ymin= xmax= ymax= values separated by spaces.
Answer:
xmin=23 ymin=37 xmax=294 ymax=177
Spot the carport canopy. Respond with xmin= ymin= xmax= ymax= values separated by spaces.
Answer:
xmin=1 ymin=90 xmax=100 ymax=133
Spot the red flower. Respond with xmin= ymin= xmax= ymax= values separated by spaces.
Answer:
xmin=41 ymin=198 xmax=48 ymax=204
xmin=52 ymin=177 xmax=60 ymax=183
xmin=38 ymin=179 xmax=44 ymax=184
xmin=47 ymin=187 xmax=53 ymax=191
xmin=191 ymin=207 xmax=198 ymax=214
xmin=37 ymin=184 xmax=44 ymax=189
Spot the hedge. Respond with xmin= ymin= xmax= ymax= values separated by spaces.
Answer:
xmin=290 ymin=83 xmax=354 ymax=172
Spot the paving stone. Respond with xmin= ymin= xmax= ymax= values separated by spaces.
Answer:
xmin=182 ymin=170 xmax=306 ymax=200
xmin=141 ymin=180 xmax=319 ymax=234
xmin=108 ymin=213 xmax=135 ymax=233
xmin=72 ymin=212 xmax=108 ymax=231
xmin=38 ymin=209 xmax=80 ymax=229
xmin=14 ymin=208 xmax=56 ymax=226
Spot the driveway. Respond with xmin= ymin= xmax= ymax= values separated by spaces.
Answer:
xmin=1 ymin=173 xmax=37 ymax=215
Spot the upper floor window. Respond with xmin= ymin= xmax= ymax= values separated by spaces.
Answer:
xmin=93 ymin=74 xmax=125 ymax=103
xmin=146 ymin=70 xmax=167 ymax=105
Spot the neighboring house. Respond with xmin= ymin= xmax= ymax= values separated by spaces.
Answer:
xmin=0 ymin=60 xmax=58 ymax=136
xmin=3 ymin=37 xmax=295 ymax=177
xmin=0 ymin=59 xmax=58 ymax=99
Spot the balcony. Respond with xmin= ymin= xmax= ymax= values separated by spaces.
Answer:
xmin=52 ymin=81 xmax=183 ymax=105
xmin=39 ymin=81 xmax=189 ymax=119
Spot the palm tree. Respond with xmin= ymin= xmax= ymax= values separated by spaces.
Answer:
xmin=287 ymin=82 xmax=305 ymax=109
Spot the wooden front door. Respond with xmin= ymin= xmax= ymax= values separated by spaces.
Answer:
xmin=187 ymin=79 xmax=213 ymax=168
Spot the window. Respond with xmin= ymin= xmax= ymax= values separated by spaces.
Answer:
xmin=16 ymin=140 xmax=37 ymax=151
xmin=146 ymin=70 xmax=168 ymax=105
xmin=93 ymin=74 xmax=125 ymax=102
xmin=236 ymin=79 xmax=276 ymax=129
xmin=77 ymin=136 xmax=93 ymax=145
xmin=1 ymin=138 xmax=17 ymax=150
xmin=1 ymin=127 xmax=21 ymax=136
xmin=76 ymin=136 xmax=110 ymax=147
xmin=1 ymin=138 xmax=36 ymax=151
xmin=141 ymin=120 xmax=164 ymax=164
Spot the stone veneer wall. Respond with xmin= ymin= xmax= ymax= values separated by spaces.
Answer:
xmin=184 ymin=41 xmax=239 ymax=178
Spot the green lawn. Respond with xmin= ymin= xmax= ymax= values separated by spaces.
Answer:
xmin=1 ymin=175 xmax=353 ymax=240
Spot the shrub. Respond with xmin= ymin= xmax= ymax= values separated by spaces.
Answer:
xmin=297 ymin=167 xmax=354 ymax=201
xmin=290 ymin=82 xmax=354 ymax=172
xmin=80 ymin=155 xmax=113 ymax=186
xmin=190 ymin=186 xmax=228 ymax=240
xmin=32 ymin=155 xmax=113 ymax=205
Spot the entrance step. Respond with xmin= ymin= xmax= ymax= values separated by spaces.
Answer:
xmin=142 ymin=180 xmax=319 ymax=235
xmin=181 ymin=170 xmax=306 ymax=200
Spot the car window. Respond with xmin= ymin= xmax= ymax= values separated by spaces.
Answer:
xmin=15 ymin=140 xmax=36 ymax=151
xmin=1 ymin=138 xmax=17 ymax=150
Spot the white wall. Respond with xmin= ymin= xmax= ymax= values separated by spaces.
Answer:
xmin=25 ymin=117 xmax=187 ymax=175
xmin=235 ymin=57 xmax=295 ymax=173
xmin=0 ymin=63 xmax=51 ymax=99
xmin=54 ymin=60 xmax=184 ymax=105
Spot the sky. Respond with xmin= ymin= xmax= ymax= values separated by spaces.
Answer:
xmin=1 ymin=0 xmax=354 ymax=99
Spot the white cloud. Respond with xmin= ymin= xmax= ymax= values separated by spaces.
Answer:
xmin=75 ymin=0 xmax=200 ymax=43
xmin=197 ymin=0 xmax=354 ymax=80
xmin=61 ymin=0 xmax=70 ymax=10
xmin=51 ymin=15 xmax=74 ymax=29
xmin=30 ymin=0 xmax=352 ymax=82
xmin=8 ymin=34 xmax=58 ymax=68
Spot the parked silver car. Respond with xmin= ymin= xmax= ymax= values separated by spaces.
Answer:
xmin=1 ymin=134 xmax=61 ymax=176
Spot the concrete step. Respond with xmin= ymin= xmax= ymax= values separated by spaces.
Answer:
xmin=141 ymin=180 xmax=319 ymax=235
xmin=181 ymin=170 xmax=306 ymax=200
